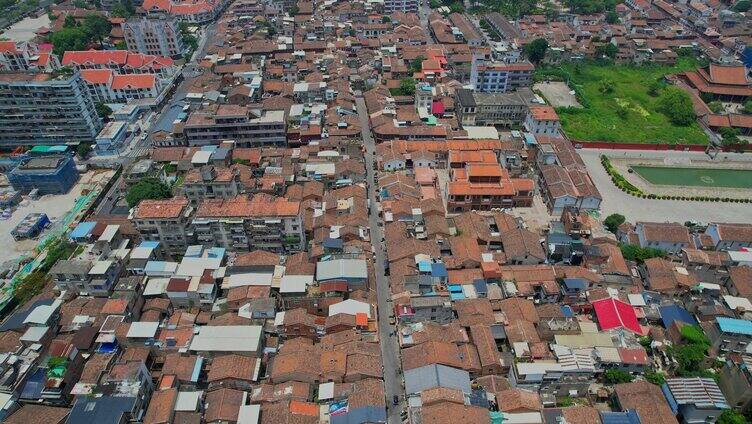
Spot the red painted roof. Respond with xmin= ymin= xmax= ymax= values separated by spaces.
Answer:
xmin=0 ymin=41 xmax=18 ymax=54
xmin=432 ymin=100 xmax=445 ymax=115
xmin=80 ymin=69 xmax=113 ymax=85
xmin=111 ymin=73 xmax=156 ymax=90
xmin=592 ymin=297 xmax=643 ymax=334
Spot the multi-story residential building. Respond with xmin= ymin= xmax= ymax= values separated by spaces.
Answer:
xmin=49 ymin=259 xmax=121 ymax=296
xmin=0 ymin=71 xmax=102 ymax=147
xmin=414 ymin=83 xmax=434 ymax=115
xmin=123 ymin=11 xmax=185 ymax=58
xmin=8 ymin=156 xmax=79 ymax=195
xmin=81 ymin=69 xmax=163 ymax=103
xmin=704 ymin=223 xmax=752 ymax=251
xmin=0 ymin=41 xmax=59 ymax=72
xmin=183 ymin=165 xmax=240 ymax=206
xmin=142 ymin=0 xmax=232 ymax=23
xmin=61 ymin=50 xmax=176 ymax=79
xmin=706 ymin=317 xmax=752 ymax=356
xmin=383 ymin=0 xmax=418 ymax=13
xmin=525 ymin=105 xmax=561 ymax=136
xmin=455 ymin=88 xmax=535 ymax=127
xmin=131 ymin=197 xmax=194 ymax=257
xmin=183 ymin=105 xmax=287 ymax=147
xmin=192 ymin=195 xmax=305 ymax=252
xmin=470 ymin=55 xmax=534 ymax=93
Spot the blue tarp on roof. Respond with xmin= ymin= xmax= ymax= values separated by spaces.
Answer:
xmin=659 ymin=305 xmax=697 ymax=328
xmin=472 ymin=279 xmax=488 ymax=295
xmin=563 ymin=278 xmax=588 ymax=290
xmin=448 ymin=284 xmax=463 ymax=293
xmin=561 ymin=305 xmax=574 ymax=318
xmin=418 ymin=261 xmax=432 ymax=273
xmin=449 ymin=292 xmax=466 ymax=300
xmin=431 ymin=263 xmax=448 ymax=278
xmin=70 ymin=221 xmax=96 ymax=240
xmin=323 ymin=238 xmax=343 ymax=250
xmin=717 ymin=317 xmax=752 ymax=336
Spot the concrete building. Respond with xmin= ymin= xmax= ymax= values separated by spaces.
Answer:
xmin=470 ymin=55 xmax=534 ymax=93
xmin=383 ymin=0 xmax=418 ymax=13
xmin=706 ymin=317 xmax=752 ymax=356
xmin=704 ymin=223 xmax=752 ymax=251
xmin=0 ymin=71 xmax=102 ymax=147
xmin=96 ymin=121 xmax=129 ymax=154
xmin=192 ymin=195 xmax=305 ymax=253
xmin=123 ymin=11 xmax=185 ymax=58
xmin=525 ymin=106 xmax=561 ymax=136
xmin=661 ymin=377 xmax=729 ymax=424
xmin=131 ymin=197 xmax=194 ymax=257
xmin=634 ymin=222 xmax=692 ymax=253
xmin=455 ymin=88 xmax=536 ymax=127
xmin=183 ymin=166 xmax=240 ymax=206
xmin=183 ymin=105 xmax=287 ymax=147
xmin=49 ymin=259 xmax=121 ymax=297
xmin=8 ymin=156 xmax=79 ymax=195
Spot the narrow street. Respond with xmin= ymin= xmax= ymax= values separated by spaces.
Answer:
xmin=355 ymin=96 xmax=405 ymax=423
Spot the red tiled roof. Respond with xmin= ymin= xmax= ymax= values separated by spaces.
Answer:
xmin=111 ymin=74 xmax=156 ymax=90
xmin=80 ymin=69 xmax=113 ymax=85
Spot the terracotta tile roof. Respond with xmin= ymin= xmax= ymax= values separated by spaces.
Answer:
xmin=422 ymin=402 xmax=491 ymax=424
xmin=111 ymin=73 xmax=156 ymax=90
xmin=134 ymin=197 xmax=189 ymax=219
xmin=615 ymin=381 xmax=678 ymax=424
xmin=4 ymin=405 xmax=69 ymax=424
xmin=529 ymin=105 xmax=559 ymax=121
xmin=204 ymin=388 xmax=243 ymax=423
xmin=195 ymin=194 xmax=300 ymax=218
xmin=497 ymin=388 xmax=541 ymax=412
xmin=207 ymin=354 xmax=257 ymax=383
xmin=80 ymin=69 xmax=113 ymax=84
xmin=143 ymin=388 xmax=177 ymax=424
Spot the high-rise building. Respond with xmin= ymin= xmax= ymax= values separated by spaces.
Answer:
xmin=0 ymin=70 xmax=102 ymax=147
xmin=123 ymin=11 xmax=185 ymax=59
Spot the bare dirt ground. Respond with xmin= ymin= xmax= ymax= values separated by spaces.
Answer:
xmin=534 ymin=81 xmax=582 ymax=109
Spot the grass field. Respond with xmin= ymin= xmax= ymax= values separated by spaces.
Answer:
xmin=632 ymin=166 xmax=752 ymax=188
xmin=538 ymin=58 xmax=709 ymax=145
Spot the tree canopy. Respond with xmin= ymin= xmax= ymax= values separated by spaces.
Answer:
xmin=604 ymin=369 xmax=634 ymax=384
xmin=50 ymin=13 xmax=112 ymax=56
xmin=125 ymin=178 xmax=172 ymax=208
xmin=717 ymin=410 xmax=747 ymax=424
xmin=603 ymin=213 xmax=625 ymax=233
xmin=619 ymin=243 xmax=665 ymax=263
xmin=523 ymin=38 xmax=548 ymax=64
xmin=656 ymin=87 xmax=695 ymax=126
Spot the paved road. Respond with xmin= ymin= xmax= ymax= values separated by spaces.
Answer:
xmin=579 ymin=149 xmax=752 ymax=223
xmin=355 ymin=97 xmax=405 ymax=423
xmin=419 ymin=0 xmax=435 ymax=45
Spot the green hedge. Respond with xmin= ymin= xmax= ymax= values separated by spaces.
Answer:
xmin=599 ymin=155 xmax=752 ymax=203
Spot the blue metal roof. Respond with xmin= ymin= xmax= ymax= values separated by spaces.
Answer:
xmin=70 ymin=221 xmax=96 ymax=239
xmin=431 ymin=263 xmax=448 ymax=277
xmin=191 ymin=356 xmax=203 ymax=383
xmin=138 ymin=240 xmax=160 ymax=248
xmin=472 ymin=279 xmax=488 ymax=294
xmin=659 ymin=305 xmax=697 ymax=328
xmin=68 ymin=395 xmax=137 ymax=424
xmin=450 ymin=292 xmax=465 ymax=300
xmin=184 ymin=245 xmax=203 ymax=257
xmin=561 ymin=305 xmax=574 ymax=318
xmin=207 ymin=247 xmax=225 ymax=259
xmin=717 ymin=317 xmax=752 ymax=336
xmin=144 ymin=261 xmax=172 ymax=273
xmin=447 ymin=284 xmax=463 ymax=293
xmin=323 ymin=238 xmax=343 ymax=249
xmin=600 ymin=410 xmax=642 ymax=424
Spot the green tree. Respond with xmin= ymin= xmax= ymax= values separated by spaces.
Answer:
xmin=604 ymin=369 xmax=634 ymax=384
xmin=598 ymin=79 xmax=614 ymax=94
xmin=76 ymin=142 xmax=92 ymax=158
xmin=111 ymin=0 xmax=135 ymax=18
xmin=717 ymin=409 xmax=747 ymax=424
xmin=619 ymin=243 xmax=665 ymax=263
xmin=707 ymin=100 xmax=723 ymax=113
xmin=603 ymin=213 xmax=625 ymax=233
xmin=95 ymin=102 xmax=112 ymax=119
xmin=647 ymin=79 xmax=664 ymax=97
xmin=381 ymin=15 xmax=391 ymax=23
xmin=732 ymin=0 xmax=750 ymax=12
xmin=523 ymin=38 xmax=548 ymax=64
xmin=656 ymin=87 xmax=695 ymax=126
xmin=409 ymin=56 xmax=424 ymax=74
xmin=115 ymin=40 xmax=127 ymax=50
xmin=390 ymin=78 xmax=416 ymax=97
xmin=670 ymin=343 xmax=707 ymax=374
xmin=720 ymin=127 xmax=741 ymax=146
xmin=83 ymin=14 xmax=112 ymax=47
xmin=63 ymin=14 xmax=78 ymax=28
xmin=125 ymin=178 xmax=172 ymax=208
xmin=605 ymin=10 xmax=619 ymax=23
xmin=743 ymin=100 xmax=752 ymax=114
xmin=644 ymin=371 xmax=666 ymax=385
xmin=679 ymin=325 xmax=710 ymax=346
xmin=596 ymin=43 xmax=618 ymax=59
xmin=51 ymin=27 xmax=89 ymax=56
xmin=288 ymin=5 xmax=299 ymax=14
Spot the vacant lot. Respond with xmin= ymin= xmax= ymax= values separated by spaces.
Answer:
xmin=632 ymin=166 xmax=752 ymax=189
xmin=537 ymin=59 xmax=709 ymax=145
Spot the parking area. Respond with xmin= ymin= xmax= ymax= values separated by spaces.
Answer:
xmin=534 ymin=81 xmax=582 ymax=108
xmin=1 ymin=14 xmax=50 ymax=42
xmin=0 ymin=170 xmax=114 ymax=266
xmin=579 ymin=149 xmax=752 ymax=223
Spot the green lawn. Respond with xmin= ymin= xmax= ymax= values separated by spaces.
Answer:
xmin=631 ymin=165 xmax=752 ymax=188
xmin=539 ymin=58 xmax=709 ymax=145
